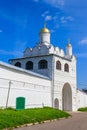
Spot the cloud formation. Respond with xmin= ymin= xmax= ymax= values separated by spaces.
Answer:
xmin=34 ymin=0 xmax=64 ymax=8
xmin=79 ymin=38 xmax=87 ymax=45
xmin=41 ymin=11 xmax=49 ymax=17
xmin=41 ymin=11 xmax=53 ymax=22
xmin=41 ymin=11 xmax=58 ymax=22
xmin=43 ymin=0 xmax=64 ymax=8
xmin=60 ymin=16 xmax=74 ymax=24
xmin=45 ymin=15 xmax=52 ymax=21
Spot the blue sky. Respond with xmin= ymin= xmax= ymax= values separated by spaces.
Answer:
xmin=0 ymin=0 xmax=87 ymax=89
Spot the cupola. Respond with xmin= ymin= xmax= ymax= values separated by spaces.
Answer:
xmin=66 ymin=39 xmax=72 ymax=57
xmin=39 ymin=23 xmax=50 ymax=44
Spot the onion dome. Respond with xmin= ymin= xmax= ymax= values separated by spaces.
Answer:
xmin=40 ymin=23 xmax=50 ymax=33
xmin=67 ymin=39 xmax=72 ymax=47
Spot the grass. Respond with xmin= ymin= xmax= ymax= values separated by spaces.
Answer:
xmin=78 ymin=107 xmax=87 ymax=112
xmin=0 ymin=107 xmax=70 ymax=130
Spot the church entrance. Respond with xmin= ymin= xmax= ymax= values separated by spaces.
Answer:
xmin=54 ymin=98 xmax=59 ymax=109
xmin=62 ymin=83 xmax=72 ymax=111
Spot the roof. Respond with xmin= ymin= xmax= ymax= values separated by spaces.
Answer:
xmin=0 ymin=61 xmax=50 ymax=80
xmin=40 ymin=27 xmax=50 ymax=33
xmin=9 ymin=53 xmax=72 ymax=62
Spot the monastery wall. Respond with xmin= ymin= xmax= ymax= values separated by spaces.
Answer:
xmin=76 ymin=90 xmax=87 ymax=109
xmin=0 ymin=62 xmax=51 ymax=108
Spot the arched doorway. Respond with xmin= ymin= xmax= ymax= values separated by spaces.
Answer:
xmin=62 ymin=83 xmax=72 ymax=111
xmin=54 ymin=98 xmax=59 ymax=109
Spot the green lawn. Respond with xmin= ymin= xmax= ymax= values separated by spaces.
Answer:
xmin=78 ymin=107 xmax=87 ymax=112
xmin=0 ymin=107 xmax=70 ymax=130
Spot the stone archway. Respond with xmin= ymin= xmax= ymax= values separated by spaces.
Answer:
xmin=54 ymin=98 xmax=59 ymax=109
xmin=62 ymin=83 xmax=72 ymax=111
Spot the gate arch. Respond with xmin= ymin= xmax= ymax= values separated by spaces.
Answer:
xmin=62 ymin=83 xmax=72 ymax=111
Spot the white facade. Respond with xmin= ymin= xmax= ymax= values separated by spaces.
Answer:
xmin=76 ymin=90 xmax=87 ymax=109
xmin=0 ymin=25 xmax=87 ymax=111
xmin=0 ymin=61 xmax=51 ymax=108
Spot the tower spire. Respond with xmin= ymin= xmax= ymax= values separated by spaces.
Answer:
xmin=44 ymin=22 xmax=46 ymax=28
xmin=67 ymin=38 xmax=72 ymax=47
xmin=68 ymin=38 xmax=70 ymax=44
xmin=66 ymin=38 xmax=72 ymax=56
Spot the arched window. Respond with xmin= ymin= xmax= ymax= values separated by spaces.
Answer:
xmin=56 ymin=61 xmax=61 ymax=70
xmin=26 ymin=61 xmax=33 ymax=70
xmin=15 ymin=62 xmax=21 ymax=67
xmin=54 ymin=98 xmax=59 ymax=109
xmin=64 ymin=63 xmax=69 ymax=72
xmin=38 ymin=60 xmax=48 ymax=69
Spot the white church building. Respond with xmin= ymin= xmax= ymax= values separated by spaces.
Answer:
xmin=0 ymin=24 xmax=87 ymax=111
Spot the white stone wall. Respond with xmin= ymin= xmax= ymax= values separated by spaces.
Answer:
xmin=76 ymin=90 xmax=87 ymax=109
xmin=0 ymin=62 xmax=51 ymax=108
xmin=0 ymin=59 xmax=87 ymax=111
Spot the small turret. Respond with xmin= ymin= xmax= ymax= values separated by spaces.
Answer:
xmin=39 ymin=23 xmax=50 ymax=45
xmin=66 ymin=39 xmax=72 ymax=57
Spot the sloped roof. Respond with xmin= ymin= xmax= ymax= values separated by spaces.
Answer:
xmin=0 ymin=61 xmax=50 ymax=80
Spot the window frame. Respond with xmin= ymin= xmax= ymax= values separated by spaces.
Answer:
xmin=56 ymin=60 xmax=61 ymax=70
xmin=38 ymin=59 xmax=48 ymax=69
xmin=26 ymin=61 xmax=33 ymax=70
xmin=15 ymin=62 xmax=21 ymax=67
xmin=64 ymin=63 xmax=69 ymax=72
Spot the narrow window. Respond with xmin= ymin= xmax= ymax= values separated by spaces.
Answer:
xmin=56 ymin=61 xmax=61 ymax=70
xmin=64 ymin=63 xmax=69 ymax=72
xmin=38 ymin=60 xmax=48 ymax=69
xmin=26 ymin=61 xmax=33 ymax=70
xmin=15 ymin=62 xmax=21 ymax=67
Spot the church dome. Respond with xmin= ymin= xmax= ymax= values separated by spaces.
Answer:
xmin=40 ymin=23 xmax=50 ymax=33
xmin=67 ymin=39 xmax=72 ymax=47
xmin=67 ymin=43 xmax=72 ymax=47
xmin=40 ymin=27 xmax=50 ymax=33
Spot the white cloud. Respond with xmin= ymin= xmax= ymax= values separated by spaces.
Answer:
xmin=66 ymin=16 xmax=74 ymax=21
xmin=45 ymin=15 xmax=52 ymax=21
xmin=60 ymin=17 xmax=67 ymax=23
xmin=41 ymin=11 xmax=49 ymax=17
xmin=60 ymin=16 xmax=74 ymax=24
xmin=43 ymin=0 xmax=64 ymax=8
xmin=79 ymin=38 xmax=87 ymax=45
xmin=41 ymin=11 xmax=60 ymax=30
xmin=41 ymin=11 xmax=59 ymax=23
xmin=34 ymin=0 xmax=65 ymax=8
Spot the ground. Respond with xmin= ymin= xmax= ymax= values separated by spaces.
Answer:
xmin=13 ymin=112 xmax=87 ymax=130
